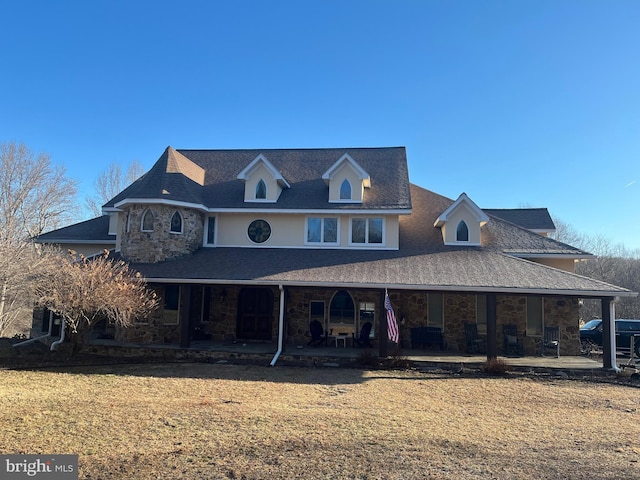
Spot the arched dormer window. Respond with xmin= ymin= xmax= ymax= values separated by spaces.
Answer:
xmin=141 ymin=209 xmax=154 ymax=232
xmin=340 ymin=179 xmax=352 ymax=200
xmin=170 ymin=211 xmax=183 ymax=234
xmin=456 ymin=220 xmax=469 ymax=242
xmin=255 ymin=179 xmax=267 ymax=199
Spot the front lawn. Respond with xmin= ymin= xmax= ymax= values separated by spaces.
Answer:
xmin=1 ymin=363 xmax=638 ymax=479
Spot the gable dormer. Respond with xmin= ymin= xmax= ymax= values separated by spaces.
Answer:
xmin=322 ymin=153 xmax=371 ymax=203
xmin=434 ymin=193 xmax=489 ymax=246
xmin=237 ymin=154 xmax=290 ymax=203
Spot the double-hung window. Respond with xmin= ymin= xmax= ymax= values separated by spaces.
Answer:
xmin=350 ymin=217 xmax=383 ymax=245
xmin=306 ymin=217 xmax=338 ymax=245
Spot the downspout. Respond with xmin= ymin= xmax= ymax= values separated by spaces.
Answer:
xmin=50 ymin=318 xmax=66 ymax=351
xmin=606 ymin=298 xmax=620 ymax=373
xmin=270 ymin=284 xmax=285 ymax=366
xmin=13 ymin=310 xmax=55 ymax=348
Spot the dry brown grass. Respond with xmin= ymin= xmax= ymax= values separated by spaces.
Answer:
xmin=1 ymin=363 xmax=639 ymax=479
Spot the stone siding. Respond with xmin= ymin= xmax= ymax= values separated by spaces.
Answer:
xmin=120 ymin=205 xmax=204 ymax=263
xmin=112 ymin=285 xmax=581 ymax=355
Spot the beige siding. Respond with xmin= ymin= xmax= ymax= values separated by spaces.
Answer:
xmin=442 ymin=204 xmax=482 ymax=244
xmin=328 ymin=163 xmax=364 ymax=202
xmin=531 ymin=258 xmax=576 ymax=273
xmin=216 ymin=213 xmax=399 ymax=249
xmin=243 ymin=163 xmax=282 ymax=202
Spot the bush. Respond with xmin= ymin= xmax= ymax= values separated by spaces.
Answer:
xmin=482 ymin=357 xmax=510 ymax=375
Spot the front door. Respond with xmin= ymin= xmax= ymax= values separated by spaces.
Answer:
xmin=237 ymin=287 xmax=273 ymax=340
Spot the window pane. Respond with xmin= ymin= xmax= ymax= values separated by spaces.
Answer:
xmin=324 ymin=218 xmax=337 ymax=243
xmin=526 ymin=297 xmax=543 ymax=335
xmin=142 ymin=210 xmax=154 ymax=231
xmin=330 ymin=290 xmax=355 ymax=324
xmin=428 ymin=293 xmax=443 ymax=329
xmin=256 ymin=179 xmax=266 ymax=199
xmin=368 ymin=218 xmax=383 ymax=243
xmin=170 ymin=211 xmax=182 ymax=232
xmin=456 ymin=221 xmax=469 ymax=241
xmin=307 ymin=217 xmax=321 ymax=242
xmin=351 ymin=218 xmax=366 ymax=243
xmin=476 ymin=295 xmax=487 ymax=334
xmin=340 ymin=179 xmax=351 ymax=199
xmin=207 ymin=217 xmax=215 ymax=244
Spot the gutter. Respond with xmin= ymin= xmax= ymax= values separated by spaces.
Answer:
xmin=50 ymin=318 xmax=66 ymax=351
xmin=269 ymin=284 xmax=285 ymax=367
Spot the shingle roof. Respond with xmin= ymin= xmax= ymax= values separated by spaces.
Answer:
xmin=127 ymin=184 xmax=629 ymax=297
xmin=484 ymin=208 xmax=555 ymax=231
xmin=34 ymin=216 xmax=115 ymax=244
xmin=105 ymin=146 xmax=411 ymax=211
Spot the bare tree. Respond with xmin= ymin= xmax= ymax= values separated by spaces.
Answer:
xmin=35 ymin=251 xmax=158 ymax=353
xmin=0 ymin=141 xmax=78 ymax=336
xmin=548 ymin=216 xmax=587 ymax=250
xmin=85 ymin=161 xmax=145 ymax=217
xmin=0 ymin=142 xmax=78 ymax=242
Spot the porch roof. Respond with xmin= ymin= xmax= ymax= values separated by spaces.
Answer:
xmin=130 ymin=247 xmax=631 ymax=298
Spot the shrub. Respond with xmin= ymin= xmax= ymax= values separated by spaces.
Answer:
xmin=482 ymin=357 xmax=510 ymax=375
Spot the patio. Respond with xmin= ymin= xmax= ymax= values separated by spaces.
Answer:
xmin=85 ymin=338 xmax=622 ymax=374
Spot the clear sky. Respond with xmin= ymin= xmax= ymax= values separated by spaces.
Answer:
xmin=1 ymin=1 xmax=639 ymax=250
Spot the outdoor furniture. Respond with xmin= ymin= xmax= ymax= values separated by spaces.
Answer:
xmin=503 ymin=324 xmax=524 ymax=356
xmin=307 ymin=320 xmax=328 ymax=346
xmin=352 ymin=321 xmax=373 ymax=348
xmin=464 ymin=323 xmax=486 ymax=354
xmin=411 ymin=326 xmax=445 ymax=350
xmin=542 ymin=326 xmax=560 ymax=357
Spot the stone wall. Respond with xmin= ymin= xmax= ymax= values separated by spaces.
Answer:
xmin=120 ymin=205 xmax=204 ymax=263
xmin=112 ymin=285 xmax=581 ymax=355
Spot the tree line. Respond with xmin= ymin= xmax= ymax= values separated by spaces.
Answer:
xmin=0 ymin=141 xmax=156 ymax=349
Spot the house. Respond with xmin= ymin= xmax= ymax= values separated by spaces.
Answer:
xmin=34 ymin=146 xmax=634 ymax=366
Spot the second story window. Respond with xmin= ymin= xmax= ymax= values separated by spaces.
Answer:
xmin=170 ymin=211 xmax=183 ymax=234
xmin=456 ymin=220 xmax=469 ymax=242
xmin=340 ymin=179 xmax=352 ymax=200
xmin=350 ymin=217 xmax=383 ymax=245
xmin=204 ymin=216 xmax=216 ymax=246
xmin=306 ymin=217 xmax=338 ymax=244
xmin=255 ymin=179 xmax=267 ymax=199
xmin=141 ymin=209 xmax=154 ymax=232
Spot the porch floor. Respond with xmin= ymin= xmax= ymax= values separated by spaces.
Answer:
xmin=86 ymin=338 xmax=626 ymax=374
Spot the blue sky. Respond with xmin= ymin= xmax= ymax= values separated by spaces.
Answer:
xmin=1 ymin=1 xmax=639 ymax=250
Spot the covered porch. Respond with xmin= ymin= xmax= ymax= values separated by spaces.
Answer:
xmin=102 ymin=282 xmax=631 ymax=371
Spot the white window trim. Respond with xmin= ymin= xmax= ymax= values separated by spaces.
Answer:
xmin=170 ymin=211 xmax=184 ymax=234
xmin=348 ymin=216 xmax=385 ymax=246
xmin=304 ymin=216 xmax=340 ymax=246
xmin=141 ymin=209 xmax=154 ymax=232
xmin=255 ymin=179 xmax=267 ymax=199
xmin=203 ymin=215 xmax=217 ymax=247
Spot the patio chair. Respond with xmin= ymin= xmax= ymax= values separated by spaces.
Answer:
xmin=542 ymin=326 xmax=560 ymax=357
xmin=464 ymin=323 xmax=486 ymax=354
xmin=503 ymin=324 xmax=524 ymax=356
xmin=352 ymin=321 xmax=373 ymax=348
xmin=307 ymin=320 xmax=328 ymax=347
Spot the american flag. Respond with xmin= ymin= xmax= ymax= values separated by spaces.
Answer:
xmin=385 ymin=290 xmax=399 ymax=343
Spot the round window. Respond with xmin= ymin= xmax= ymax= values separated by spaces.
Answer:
xmin=248 ymin=219 xmax=271 ymax=244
